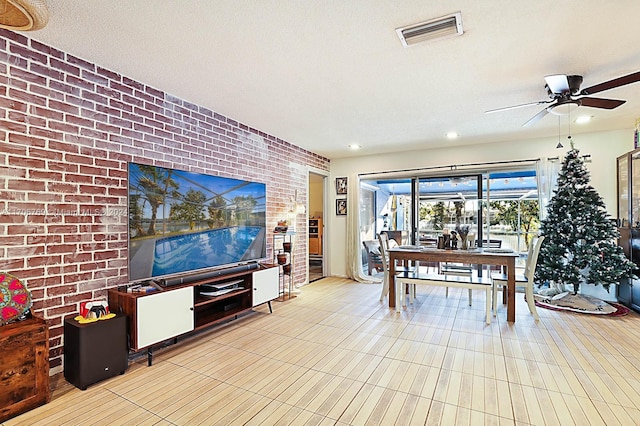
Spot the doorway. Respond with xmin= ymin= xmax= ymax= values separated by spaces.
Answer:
xmin=308 ymin=171 xmax=326 ymax=282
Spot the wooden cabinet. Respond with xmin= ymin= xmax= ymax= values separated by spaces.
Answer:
xmin=617 ymin=149 xmax=640 ymax=313
xmin=309 ymin=218 xmax=323 ymax=255
xmin=108 ymin=265 xmax=278 ymax=364
xmin=0 ymin=316 xmax=50 ymax=422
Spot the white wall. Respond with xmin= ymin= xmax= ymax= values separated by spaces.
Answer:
xmin=327 ymin=129 xmax=635 ymax=277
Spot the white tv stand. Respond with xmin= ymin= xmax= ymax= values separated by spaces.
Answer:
xmin=108 ymin=264 xmax=279 ymax=365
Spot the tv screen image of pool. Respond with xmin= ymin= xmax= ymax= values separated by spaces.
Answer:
xmin=127 ymin=163 xmax=267 ymax=281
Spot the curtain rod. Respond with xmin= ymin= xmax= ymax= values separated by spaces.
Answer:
xmin=358 ymin=158 xmax=541 ymax=178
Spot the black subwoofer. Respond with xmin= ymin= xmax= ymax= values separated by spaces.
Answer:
xmin=64 ymin=313 xmax=128 ymax=390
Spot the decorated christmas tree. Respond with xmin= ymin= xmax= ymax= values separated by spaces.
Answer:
xmin=535 ymin=144 xmax=635 ymax=294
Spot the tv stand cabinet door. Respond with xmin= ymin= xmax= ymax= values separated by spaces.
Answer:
xmin=137 ymin=287 xmax=194 ymax=348
xmin=253 ymin=267 xmax=279 ymax=307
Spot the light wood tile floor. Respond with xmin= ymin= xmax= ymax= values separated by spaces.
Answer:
xmin=6 ymin=277 xmax=640 ymax=425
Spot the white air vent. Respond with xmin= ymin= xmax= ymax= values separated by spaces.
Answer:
xmin=396 ymin=12 xmax=463 ymax=47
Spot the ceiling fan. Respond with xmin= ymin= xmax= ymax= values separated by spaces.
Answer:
xmin=486 ymin=71 xmax=640 ymax=127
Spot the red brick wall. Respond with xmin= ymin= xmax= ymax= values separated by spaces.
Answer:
xmin=0 ymin=29 xmax=329 ymax=372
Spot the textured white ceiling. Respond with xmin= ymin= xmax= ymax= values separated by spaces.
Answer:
xmin=27 ymin=0 xmax=640 ymax=159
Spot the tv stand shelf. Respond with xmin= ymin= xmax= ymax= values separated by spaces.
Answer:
xmin=108 ymin=264 xmax=279 ymax=366
xmin=194 ymin=288 xmax=252 ymax=329
xmin=194 ymin=288 xmax=250 ymax=307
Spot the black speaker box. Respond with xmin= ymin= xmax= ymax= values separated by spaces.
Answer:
xmin=64 ymin=313 xmax=128 ymax=390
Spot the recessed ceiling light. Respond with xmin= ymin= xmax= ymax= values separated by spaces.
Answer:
xmin=446 ymin=132 xmax=459 ymax=139
xmin=348 ymin=144 xmax=361 ymax=150
xmin=575 ymin=115 xmax=592 ymax=124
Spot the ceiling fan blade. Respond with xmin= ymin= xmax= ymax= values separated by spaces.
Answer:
xmin=544 ymin=74 xmax=570 ymax=94
xmin=485 ymin=100 xmax=552 ymax=114
xmin=522 ymin=107 xmax=549 ymax=127
xmin=579 ymin=71 xmax=640 ymax=95
xmin=579 ymin=97 xmax=626 ymax=109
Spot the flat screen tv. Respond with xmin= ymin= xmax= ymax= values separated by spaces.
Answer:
xmin=127 ymin=162 xmax=267 ymax=282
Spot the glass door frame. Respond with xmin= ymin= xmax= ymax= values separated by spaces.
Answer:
xmin=358 ymin=165 xmax=540 ymax=277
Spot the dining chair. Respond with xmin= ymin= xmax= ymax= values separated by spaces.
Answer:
xmin=440 ymin=235 xmax=489 ymax=271
xmin=441 ymin=268 xmax=473 ymax=305
xmin=481 ymin=239 xmax=506 ymax=274
xmin=417 ymin=237 xmax=440 ymax=273
xmin=491 ymin=235 xmax=545 ymax=320
xmin=441 ymin=237 xmax=505 ymax=305
xmin=480 ymin=239 xmax=503 ymax=249
xmin=362 ymin=240 xmax=384 ymax=275
xmin=378 ymin=233 xmax=415 ymax=303
xmin=440 ymin=233 xmax=475 ymax=303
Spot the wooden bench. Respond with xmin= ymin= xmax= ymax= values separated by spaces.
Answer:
xmin=395 ymin=271 xmax=493 ymax=324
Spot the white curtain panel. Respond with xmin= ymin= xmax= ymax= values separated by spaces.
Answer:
xmin=536 ymin=158 xmax=560 ymax=220
xmin=346 ymin=174 xmax=379 ymax=283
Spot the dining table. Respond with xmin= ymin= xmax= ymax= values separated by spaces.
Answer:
xmin=387 ymin=245 xmax=520 ymax=322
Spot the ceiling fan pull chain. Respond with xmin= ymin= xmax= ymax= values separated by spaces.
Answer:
xmin=567 ymin=109 xmax=573 ymax=149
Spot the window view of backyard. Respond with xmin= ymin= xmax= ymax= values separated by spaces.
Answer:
xmin=360 ymin=170 xmax=540 ymax=277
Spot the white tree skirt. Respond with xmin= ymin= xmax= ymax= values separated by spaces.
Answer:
xmin=533 ymin=292 xmax=618 ymax=315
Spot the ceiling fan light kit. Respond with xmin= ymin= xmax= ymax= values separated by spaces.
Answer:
xmin=396 ymin=12 xmax=463 ymax=47
xmin=0 ymin=0 xmax=48 ymax=31
xmin=547 ymin=100 xmax=581 ymax=116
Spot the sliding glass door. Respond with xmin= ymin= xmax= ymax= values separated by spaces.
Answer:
xmin=359 ymin=168 xmax=540 ymax=277
xmin=483 ymin=171 xmax=539 ymax=253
